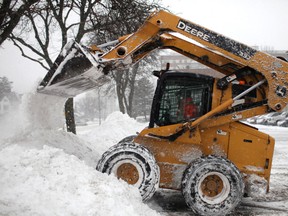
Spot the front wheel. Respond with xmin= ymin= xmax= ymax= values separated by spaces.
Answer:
xmin=96 ymin=142 xmax=160 ymax=201
xmin=182 ymin=155 xmax=244 ymax=216
xmin=117 ymin=135 xmax=137 ymax=145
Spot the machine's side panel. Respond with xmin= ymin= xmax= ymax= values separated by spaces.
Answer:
xmin=227 ymin=122 xmax=275 ymax=185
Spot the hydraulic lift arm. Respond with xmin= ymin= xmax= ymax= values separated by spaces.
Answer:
xmin=38 ymin=10 xmax=288 ymax=112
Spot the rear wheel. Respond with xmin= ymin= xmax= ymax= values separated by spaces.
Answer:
xmin=96 ymin=142 xmax=160 ymax=201
xmin=182 ymin=155 xmax=244 ymax=216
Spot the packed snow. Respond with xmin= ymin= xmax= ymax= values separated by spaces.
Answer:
xmin=0 ymin=145 xmax=159 ymax=216
xmin=0 ymin=93 xmax=159 ymax=216
xmin=0 ymin=92 xmax=288 ymax=215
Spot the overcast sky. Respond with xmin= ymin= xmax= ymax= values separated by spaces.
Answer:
xmin=163 ymin=0 xmax=288 ymax=50
xmin=1 ymin=0 xmax=288 ymax=93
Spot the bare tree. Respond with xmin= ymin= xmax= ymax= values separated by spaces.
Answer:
xmin=9 ymin=0 xmax=110 ymax=69
xmin=92 ymin=0 xmax=162 ymax=116
xmin=132 ymin=76 xmax=155 ymax=120
xmin=8 ymin=0 xmax=111 ymax=134
xmin=9 ymin=0 xmax=162 ymax=68
xmin=111 ymin=63 xmax=139 ymax=116
xmin=0 ymin=76 xmax=13 ymax=95
xmin=0 ymin=0 xmax=38 ymax=45
xmin=111 ymin=55 xmax=159 ymax=116
xmin=7 ymin=0 xmax=163 ymax=129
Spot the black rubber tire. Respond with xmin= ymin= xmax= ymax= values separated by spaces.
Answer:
xmin=96 ymin=142 xmax=160 ymax=201
xmin=182 ymin=155 xmax=244 ymax=216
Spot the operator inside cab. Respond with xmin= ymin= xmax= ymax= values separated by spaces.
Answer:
xmin=154 ymin=73 xmax=213 ymax=127
xmin=178 ymin=90 xmax=199 ymax=120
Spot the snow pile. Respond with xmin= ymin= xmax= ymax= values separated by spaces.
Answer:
xmin=0 ymin=144 xmax=160 ymax=216
xmin=0 ymin=92 xmax=99 ymax=167
xmin=2 ymin=129 xmax=99 ymax=167
xmin=78 ymin=111 xmax=146 ymax=155
xmin=0 ymin=92 xmax=159 ymax=216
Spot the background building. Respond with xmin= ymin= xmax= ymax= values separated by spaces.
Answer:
xmin=160 ymin=50 xmax=288 ymax=78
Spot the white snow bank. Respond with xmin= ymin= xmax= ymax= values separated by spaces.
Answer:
xmin=0 ymin=92 xmax=99 ymax=167
xmin=78 ymin=111 xmax=147 ymax=155
xmin=0 ymin=91 xmax=159 ymax=216
xmin=0 ymin=144 xmax=160 ymax=216
xmin=2 ymin=129 xmax=99 ymax=167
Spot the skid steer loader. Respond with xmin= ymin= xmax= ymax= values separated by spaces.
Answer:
xmin=38 ymin=10 xmax=288 ymax=216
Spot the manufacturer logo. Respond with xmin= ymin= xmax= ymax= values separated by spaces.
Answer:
xmin=177 ymin=20 xmax=210 ymax=42
xmin=175 ymin=19 xmax=257 ymax=60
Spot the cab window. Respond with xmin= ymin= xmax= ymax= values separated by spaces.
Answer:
xmin=155 ymin=76 xmax=212 ymax=126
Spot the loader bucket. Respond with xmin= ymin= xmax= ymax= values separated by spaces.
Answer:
xmin=37 ymin=40 xmax=110 ymax=98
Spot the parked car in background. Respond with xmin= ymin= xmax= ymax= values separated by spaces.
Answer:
xmin=256 ymin=112 xmax=279 ymax=125
xmin=277 ymin=117 xmax=288 ymax=127
xmin=246 ymin=116 xmax=257 ymax=124
xmin=266 ymin=112 xmax=288 ymax=125
xmin=256 ymin=113 xmax=269 ymax=125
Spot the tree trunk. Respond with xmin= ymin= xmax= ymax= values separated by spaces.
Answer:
xmin=116 ymin=85 xmax=126 ymax=114
xmin=126 ymin=63 xmax=139 ymax=116
xmin=65 ymin=98 xmax=76 ymax=134
xmin=98 ymin=88 xmax=102 ymax=125
xmin=0 ymin=0 xmax=38 ymax=45
xmin=113 ymin=70 xmax=127 ymax=114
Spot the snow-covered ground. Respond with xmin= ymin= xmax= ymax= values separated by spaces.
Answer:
xmin=0 ymin=93 xmax=158 ymax=216
xmin=0 ymin=93 xmax=288 ymax=215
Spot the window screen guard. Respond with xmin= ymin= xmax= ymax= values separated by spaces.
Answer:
xmin=156 ymin=77 xmax=211 ymax=126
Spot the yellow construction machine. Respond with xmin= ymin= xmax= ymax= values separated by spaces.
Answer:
xmin=38 ymin=10 xmax=288 ymax=216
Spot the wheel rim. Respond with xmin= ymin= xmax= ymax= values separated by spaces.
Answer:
xmin=111 ymin=159 xmax=143 ymax=188
xmin=116 ymin=163 xmax=139 ymax=185
xmin=198 ymin=172 xmax=230 ymax=204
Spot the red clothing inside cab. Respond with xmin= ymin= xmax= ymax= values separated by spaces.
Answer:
xmin=183 ymin=97 xmax=198 ymax=119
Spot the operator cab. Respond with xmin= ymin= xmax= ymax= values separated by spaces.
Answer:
xmin=149 ymin=71 xmax=214 ymax=128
